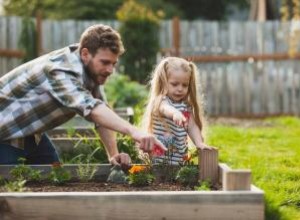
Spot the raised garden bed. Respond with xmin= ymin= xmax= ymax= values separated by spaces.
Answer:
xmin=0 ymin=151 xmax=264 ymax=220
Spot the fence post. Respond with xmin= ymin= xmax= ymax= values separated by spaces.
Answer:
xmin=36 ymin=10 xmax=43 ymax=56
xmin=172 ymin=16 xmax=180 ymax=57
xmin=198 ymin=148 xmax=219 ymax=185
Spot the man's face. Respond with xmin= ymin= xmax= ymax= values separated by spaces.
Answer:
xmin=81 ymin=48 xmax=119 ymax=85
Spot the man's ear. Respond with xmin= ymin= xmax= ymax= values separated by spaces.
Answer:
xmin=80 ymin=48 xmax=91 ymax=65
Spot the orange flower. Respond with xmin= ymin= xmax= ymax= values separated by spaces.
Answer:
xmin=183 ymin=154 xmax=192 ymax=162
xmin=129 ymin=165 xmax=146 ymax=174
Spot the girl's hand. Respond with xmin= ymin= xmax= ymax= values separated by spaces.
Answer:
xmin=173 ymin=112 xmax=188 ymax=128
xmin=197 ymin=143 xmax=215 ymax=150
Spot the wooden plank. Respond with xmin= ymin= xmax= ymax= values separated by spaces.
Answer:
xmin=199 ymin=148 xmax=219 ymax=184
xmin=0 ymin=190 xmax=264 ymax=220
xmin=223 ymin=169 xmax=252 ymax=191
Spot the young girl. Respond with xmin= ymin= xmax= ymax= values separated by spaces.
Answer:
xmin=142 ymin=57 xmax=212 ymax=165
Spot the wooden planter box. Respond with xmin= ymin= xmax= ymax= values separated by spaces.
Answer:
xmin=0 ymin=160 xmax=264 ymax=220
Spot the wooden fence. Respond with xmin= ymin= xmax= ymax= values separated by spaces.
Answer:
xmin=0 ymin=16 xmax=299 ymax=116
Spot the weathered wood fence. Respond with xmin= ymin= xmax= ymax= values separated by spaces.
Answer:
xmin=0 ymin=16 xmax=299 ymax=116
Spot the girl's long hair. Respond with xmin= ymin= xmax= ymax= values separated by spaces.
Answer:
xmin=142 ymin=57 xmax=205 ymax=137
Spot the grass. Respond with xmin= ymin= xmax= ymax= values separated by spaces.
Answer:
xmin=206 ymin=116 xmax=300 ymax=220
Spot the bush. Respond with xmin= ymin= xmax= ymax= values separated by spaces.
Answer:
xmin=105 ymin=73 xmax=148 ymax=108
xmin=116 ymin=0 xmax=161 ymax=84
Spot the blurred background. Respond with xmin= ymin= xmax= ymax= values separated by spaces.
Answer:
xmin=1 ymin=0 xmax=299 ymax=118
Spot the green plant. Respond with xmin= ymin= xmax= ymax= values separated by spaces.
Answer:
xmin=127 ymin=165 xmax=155 ymax=186
xmin=48 ymin=162 xmax=71 ymax=185
xmin=4 ymin=180 xmax=27 ymax=192
xmin=195 ymin=180 xmax=212 ymax=191
xmin=105 ymin=73 xmax=148 ymax=108
xmin=10 ymin=158 xmax=42 ymax=181
xmin=18 ymin=16 xmax=37 ymax=63
xmin=116 ymin=0 xmax=161 ymax=83
xmin=76 ymin=163 xmax=98 ymax=182
xmin=0 ymin=176 xmax=6 ymax=186
xmin=75 ymin=148 xmax=100 ymax=182
xmin=176 ymin=165 xmax=199 ymax=187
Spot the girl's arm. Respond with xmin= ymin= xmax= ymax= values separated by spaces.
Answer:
xmin=187 ymin=115 xmax=212 ymax=150
xmin=159 ymin=100 xmax=187 ymax=127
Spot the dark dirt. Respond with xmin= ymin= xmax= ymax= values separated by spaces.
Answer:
xmin=0 ymin=180 xmax=197 ymax=192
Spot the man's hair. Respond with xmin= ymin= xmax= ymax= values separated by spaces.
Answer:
xmin=79 ymin=24 xmax=125 ymax=56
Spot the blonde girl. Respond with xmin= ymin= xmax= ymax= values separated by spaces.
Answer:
xmin=142 ymin=57 xmax=212 ymax=164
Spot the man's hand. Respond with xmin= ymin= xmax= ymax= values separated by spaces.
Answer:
xmin=109 ymin=152 xmax=132 ymax=167
xmin=131 ymin=130 xmax=167 ymax=153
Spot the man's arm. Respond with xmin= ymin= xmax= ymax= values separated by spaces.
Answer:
xmin=90 ymin=103 xmax=167 ymax=153
xmin=96 ymin=125 xmax=130 ymax=165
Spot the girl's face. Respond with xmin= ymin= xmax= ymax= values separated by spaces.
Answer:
xmin=166 ymin=69 xmax=190 ymax=102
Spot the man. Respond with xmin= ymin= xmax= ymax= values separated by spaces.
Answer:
xmin=0 ymin=24 xmax=166 ymax=165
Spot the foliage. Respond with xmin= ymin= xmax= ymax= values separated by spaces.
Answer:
xmin=61 ymin=131 xmax=140 ymax=164
xmin=280 ymin=0 xmax=300 ymax=58
xmin=3 ymin=0 xmax=180 ymax=20
xmin=18 ymin=17 xmax=38 ymax=63
xmin=76 ymin=163 xmax=98 ymax=182
xmin=48 ymin=162 xmax=71 ymax=185
xmin=75 ymin=147 xmax=99 ymax=182
xmin=127 ymin=165 xmax=155 ymax=186
xmin=105 ymin=73 xmax=148 ymax=108
xmin=0 ymin=176 xmax=6 ymax=186
xmin=4 ymin=179 xmax=27 ymax=192
xmin=117 ymin=135 xmax=141 ymax=163
xmin=207 ymin=116 xmax=300 ymax=220
xmin=10 ymin=158 xmax=42 ymax=181
xmin=117 ymin=0 xmax=161 ymax=84
xmin=175 ymin=165 xmax=199 ymax=187
xmin=194 ymin=180 xmax=212 ymax=191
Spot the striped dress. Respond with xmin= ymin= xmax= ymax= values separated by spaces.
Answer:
xmin=152 ymin=96 xmax=190 ymax=165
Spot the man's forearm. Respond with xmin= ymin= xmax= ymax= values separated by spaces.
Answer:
xmin=96 ymin=126 xmax=118 ymax=159
xmin=90 ymin=104 xmax=135 ymax=136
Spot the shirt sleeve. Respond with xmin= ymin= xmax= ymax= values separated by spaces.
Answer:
xmin=46 ymin=70 xmax=103 ymax=118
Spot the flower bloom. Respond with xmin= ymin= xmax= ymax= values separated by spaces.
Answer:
xmin=129 ymin=165 xmax=146 ymax=174
xmin=152 ymin=144 xmax=165 ymax=156
xmin=183 ymin=154 xmax=192 ymax=162
xmin=182 ymin=111 xmax=190 ymax=120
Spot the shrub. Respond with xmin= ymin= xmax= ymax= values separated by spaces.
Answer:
xmin=116 ymin=0 xmax=162 ymax=84
xmin=10 ymin=158 xmax=42 ymax=181
xmin=176 ymin=166 xmax=199 ymax=187
xmin=127 ymin=165 xmax=155 ymax=186
xmin=48 ymin=162 xmax=71 ymax=185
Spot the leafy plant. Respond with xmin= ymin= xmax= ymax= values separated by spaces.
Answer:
xmin=4 ymin=180 xmax=27 ymax=192
xmin=18 ymin=16 xmax=37 ymax=63
xmin=10 ymin=158 xmax=42 ymax=181
xmin=76 ymin=163 xmax=98 ymax=182
xmin=105 ymin=73 xmax=148 ymax=108
xmin=75 ymin=149 xmax=100 ymax=182
xmin=195 ymin=180 xmax=212 ymax=191
xmin=0 ymin=176 xmax=6 ymax=186
xmin=176 ymin=165 xmax=199 ymax=187
xmin=127 ymin=165 xmax=155 ymax=186
xmin=48 ymin=162 xmax=71 ymax=185
xmin=116 ymin=0 xmax=161 ymax=83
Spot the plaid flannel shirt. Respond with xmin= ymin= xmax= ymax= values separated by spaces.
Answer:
xmin=0 ymin=44 xmax=105 ymax=149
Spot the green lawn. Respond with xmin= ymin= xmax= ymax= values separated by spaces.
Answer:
xmin=206 ymin=116 xmax=300 ymax=220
